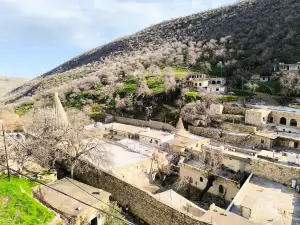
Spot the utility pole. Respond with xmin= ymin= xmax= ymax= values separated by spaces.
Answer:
xmin=1 ymin=125 xmax=10 ymax=181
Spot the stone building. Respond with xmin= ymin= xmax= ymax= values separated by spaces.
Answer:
xmin=245 ymin=108 xmax=300 ymax=128
xmin=187 ymin=74 xmax=227 ymax=94
xmin=180 ymin=161 xmax=242 ymax=202
xmin=278 ymin=62 xmax=300 ymax=71
xmin=34 ymin=178 xmax=111 ymax=225
xmin=166 ymin=116 xmax=210 ymax=153
xmin=245 ymin=108 xmax=271 ymax=126
xmin=139 ymin=129 xmax=174 ymax=150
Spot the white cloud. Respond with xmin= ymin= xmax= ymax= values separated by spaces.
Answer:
xmin=0 ymin=0 xmax=236 ymax=50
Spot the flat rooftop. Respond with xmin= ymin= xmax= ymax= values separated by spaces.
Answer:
xmin=35 ymin=178 xmax=110 ymax=217
xmin=83 ymin=140 xmax=150 ymax=172
xmin=251 ymin=105 xmax=300 ymax=113
xmin=139 ymin=130 xmax=174 ymax=141
xmin=230 ymin=175 xmax=300 ymax=225
xmin=117 ymin=138 xmax=155 ymax=156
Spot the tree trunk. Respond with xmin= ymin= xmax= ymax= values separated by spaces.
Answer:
xmin=70 ymin=163 xmax=75 ymax=179
xmin=199 ymin=175 xmax=215 ymax=200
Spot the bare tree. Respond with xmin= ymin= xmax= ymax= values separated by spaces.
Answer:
xmin=245 ymin=82 xmax=259 ymax=93
xmin=23 ymin=107 xmax=110 ymax=178
xmin=135 ymin=77 xmax=152 ymax=97
xmin=163 ymin=67 xmax=177 ymax=93
xmin=197 ymin=149 xmax=223 ymax=200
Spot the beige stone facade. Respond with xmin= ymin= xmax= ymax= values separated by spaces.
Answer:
xmin=209 ymin=104 xmax=224 ymax=115
xmin=245 ymin=108 xmax=300 ymax=128
xmin=180 ymin=163 xmax=240 ymax=202
xmin=245 ymin=109 xmax=271 ymax=126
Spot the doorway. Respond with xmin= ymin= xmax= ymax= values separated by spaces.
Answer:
xmin=90 ymin=217 xmax=98 ymax=225
xmin=294 ymin=142 xmax=299 ymax=149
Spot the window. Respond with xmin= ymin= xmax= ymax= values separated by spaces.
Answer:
xmin=200 ymin=177 xmax=203 ymax=182
xmin=212 ymin=81 xmax=216 ymax=85
xmin=261 ymin=139 xmax=265 ymax=144
xmin=290 ymin=119 xmax=297 ymax=127
xmin=199 ymin=83 xmax=202 ymax=86
xmin=150 ymin=139 xmax=153 ymax=143
xmin=217 ymin=81 xmax=221 ymax=84
xmin=155 ymin=140 xmax=158 ymax=145
xmin=280 ymin=117 xmax=287 ymax=125
xmin=263 ymin=117 xmax=265 ymax=121
xmin=195 ymin=83 xmax=198 ymax=87
xmin=196 ymin=143 xmax=199 ymax=147
xmin=216 ymin=88 xmax=219 ymax=91
xmin=195 ymin=181 xmax=198 ymax=185
xmin=219 ymin=185 xmax=224 ymax=194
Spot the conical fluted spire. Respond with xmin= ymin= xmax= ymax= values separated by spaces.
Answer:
xmin=53 ymin=92 xmax=69 ymax=129
xmin=175 ymin=115 xmax=188 ymax=137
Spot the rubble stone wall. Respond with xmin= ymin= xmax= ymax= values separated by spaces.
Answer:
xmin=114 ymin=116 xmax=175 ymax=132
xmin=246 ymin=159 xmax=300 ymax=186
xmin=61 ymin=160 xmax=208 ymax=225
xmin=188 ymin=126 xmax=255 ymax=146
xmin=223 ymin=106 xmax=246 ymax=115
xmin=221 ymin=123 xmax=257 ymax=134
xmin=210 ymin=114 xmax=244 ymax=123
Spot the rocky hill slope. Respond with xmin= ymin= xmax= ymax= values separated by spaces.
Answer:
xmin=3 ymin=0 xmax=300 ymax=120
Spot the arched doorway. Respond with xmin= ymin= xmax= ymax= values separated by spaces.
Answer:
xmin=290 ymin=119 xmax=297 ymax=127
xmin=280 ymin=117 xmax=287 ymax=125
xmin=212 ymin=80 xmax=216 ymax=85
xmin=219 ymin=185 xmax=224 ymax=194
xmin=217 ymin=80 xmax=221 ymax=84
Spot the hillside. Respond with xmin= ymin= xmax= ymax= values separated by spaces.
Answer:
xmin=0 ymin=76 xmax=27 ymax=98
xmin=3 ymin=0 xmax=300 ymax=120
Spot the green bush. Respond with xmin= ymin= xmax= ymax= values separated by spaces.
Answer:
xmin=147 ymin=76 xmax=165 ymax=93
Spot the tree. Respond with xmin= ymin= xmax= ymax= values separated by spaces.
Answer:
xmin=280 ymin=71 xmax=300 ymax=96
xmin=245 ymin=82 xmax=259 ymax=93
xmin=23 ymin=107 xmax=110 ymax=178
xmin=135 ymin=77 xmax=152 ymax=97
xmin=163 ymin=67 xmax=177 ymax=93
xmin=197 ymin=149 xmax=223 ymax=200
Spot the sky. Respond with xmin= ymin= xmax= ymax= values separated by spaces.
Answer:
xmin=0 ymin=0 xmax=237 ymax=79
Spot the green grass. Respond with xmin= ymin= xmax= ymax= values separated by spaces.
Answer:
xmin=220 ymin=95 xmax=238 ymax=103
xmin=147 ymin=76 xmax=165 ymax=93
xmin=0 ymin=175 xmax=55 ymax=225
xmin=185 ymin=91 xmax=201 ymax=102
xmin=117 ymin=77 xmax=137 ymax=94
xmin=172 ymin=67 xmax=201 ymax=79
xmin=256 ymin=81 xmax=281 ymax=95
xmin=15 ymin=104 xmax=34 ymax=116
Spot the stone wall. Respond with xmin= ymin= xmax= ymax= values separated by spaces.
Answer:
xmin=223 ymin=106 xmax=246 ymax=115
xmin=210 ymin=114 xmax=244 ymax=123
xmin=61 ymin=160 xmax=208 ymax=225
xmin=188 ymin=126 xmax=255 ymax=146
xmin=246 ymin=159 xmax=300 ymax=186
xmin=115 ymin=116 xmax=176 ymax=133
xmin=221 ymin=123 xmax=257 ymax=135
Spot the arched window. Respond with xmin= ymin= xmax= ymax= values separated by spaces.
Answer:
xmin=219 ymin=185 xmax=224 ymax=194
xmin=217 ymin=80 xmax=221 ymax=84
xmin=290 ymin=119 xmax=297 ymax=127
xmin=280 ymin=117 xmax=287 ymax=125
xmin=200 ymin=177 xmax=203 ymax=182
xmin=212 ymin=81 xmax=216 ymax=85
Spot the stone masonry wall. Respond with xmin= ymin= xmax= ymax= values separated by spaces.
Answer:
xmin=210 ymin=114 xmax=244 ymax=123
xmin=221 ymin=123 xmax=257 ymax=135
xmin=188 ymin=126 xmax=255 ymax=146
xmin=246 ymin=159 xmax=300 ymax=186
xmin=61 ymin=160 xmax=208 ymax=225
xmin=223 ymin=106 xmax=246 ymax=115
xmin=115 ymin=116 xmax=176 ymax=133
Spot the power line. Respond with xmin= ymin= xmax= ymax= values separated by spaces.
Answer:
xmin=64 ymin=177 xmax=132 ymax=220
xmin=0 ymin=164 xmax=135 ymax=225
